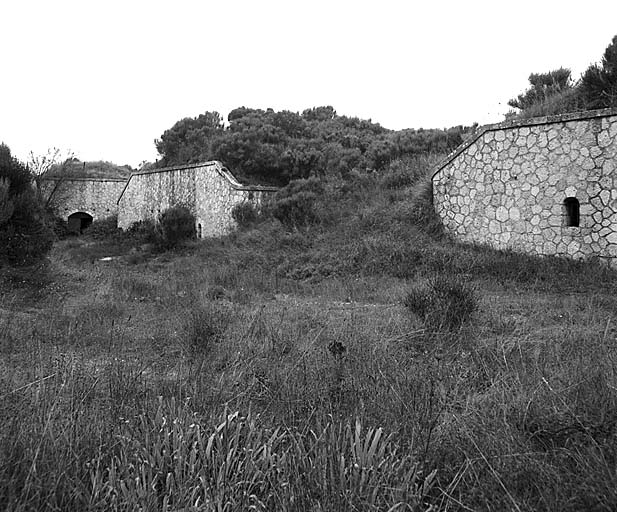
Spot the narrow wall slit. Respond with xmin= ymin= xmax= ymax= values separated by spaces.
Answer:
xmin=564 ymin=197 xmax=580 ymax=227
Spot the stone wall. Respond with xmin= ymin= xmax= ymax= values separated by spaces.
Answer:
xmin=41 ymin=178 xmax=127 ymax=221
xmin=117 ymin=161 xmax=277 ymax=237
xmin=432 ymin=108 xmax=617 ymax=263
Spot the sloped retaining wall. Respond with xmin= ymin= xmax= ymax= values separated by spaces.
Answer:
xmin=432 ymin=108 xmax=617 ymax=264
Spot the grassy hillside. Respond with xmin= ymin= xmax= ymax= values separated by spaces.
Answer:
xmin=2 ymin=155 xmax=617 ymax=511
xmin=43 ymin=159 xmax=132 ymax=180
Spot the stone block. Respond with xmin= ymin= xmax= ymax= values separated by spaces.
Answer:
xmin=536 ymin=132 xmax=548 ymax=148
xmin=536 ymin=168 xmax=549 ymax=181
xmin=488 ymin=220 xmax=501 ymax=234
xmin=603 ymin=229 xmax=617 ymax=244
xmin=496 ymin=206 xmax=509 ymax=222
xmin=598 ymin=131 xmax=612 ymax=148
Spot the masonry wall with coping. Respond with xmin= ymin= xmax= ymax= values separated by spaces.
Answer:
xmin=41 ymin=178 xmax=127 ymax=221
xmin=117 ymin=161 xmax=278 ymax=237
xmin=432 ymin=108 xmax=617 ymax=264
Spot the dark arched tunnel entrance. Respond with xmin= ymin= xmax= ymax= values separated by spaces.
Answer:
xmin=67 ymin=212 xmax=93 ymax=233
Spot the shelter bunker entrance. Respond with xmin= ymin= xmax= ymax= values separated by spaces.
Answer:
xmin=68 ymin=212 xmax=93 ymax=233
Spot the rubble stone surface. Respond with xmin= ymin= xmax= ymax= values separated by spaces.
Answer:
xmin=432 ymin=108 xmax=617 ymax=264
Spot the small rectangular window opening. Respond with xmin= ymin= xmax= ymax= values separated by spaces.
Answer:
xmin=564 ymin=197 xmax=580 ymax=227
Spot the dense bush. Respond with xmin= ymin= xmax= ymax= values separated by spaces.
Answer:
xmin=0 ymin=145 xmax=54 ymax=267
xmin=126 ymin=218 xmax=159 ymax=244
xmin=231 ymin=201 xmax=258 ymax=228
xmin=155 ymin=106 xmax=474 ymax=185
xmin=181 ymin=303 xmax=232 ymax=360
xmin=404 ymin=274 xmax=478 ymax=331
xmin=157 ymin=205 xmax=195 ymax=249
xmin=270 ymin=177 xmax=325 ymax=228
xmin=0 ymin=144 xmax=32 ymax=197
xmin=87 ymin=215 xmax=121 ymax=240
xmin=407 ymin=176 xmax=444 ymax=237
xmin=124 ymin=207 xmax=195 ymax=250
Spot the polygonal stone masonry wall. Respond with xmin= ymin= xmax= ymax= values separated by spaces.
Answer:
xmin=432 ymin=109 xmax=617 ymax=264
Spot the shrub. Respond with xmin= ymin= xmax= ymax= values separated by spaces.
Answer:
xmin=45 ymin=208 xmax=71 ymax=239
xmin=407 ymin=176 xmax=444 ymax=237
xmin=157 ymin=205 xmax=195 ymax=249
xmin=271 ymin=178 xmax=325 ymax=227
xmin=0 ymin=146 xmax=55 ymax=267
xmin=126 ymin=218 xmax=159 ymax=244
xmin=380 ymin=168 xmax=416 ymax=190
xmin=0 ymin=178 xmax=14 ymax=225
xmin=231 ymin=201 xmax=258 ymax=228
xmin=0 ymin=144 xmax=31 ymax=196
xmin=181 ymin=303 xmax=232 ymax=359
xmin=380 ymin=157 xmax=425 ymax=190
xmin=404 ymin=274 xmax=478 ymax=331
xmin=125 ymin=207 xmax=195 ymax=250
xmin=0 ymin=150 xmax=54 ymax=267
xmin=87 ymin=215 xmax=121 ymax=240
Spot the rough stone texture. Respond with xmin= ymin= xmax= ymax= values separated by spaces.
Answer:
xmin=432 ymin=108 xmax=617 ymax=265
xmin=41 ymin=178 xmax=127 ymax=221
xmin=117 ymin=161 xmax=277 ymax=237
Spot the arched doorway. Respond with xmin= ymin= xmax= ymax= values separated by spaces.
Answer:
xmin=67 ymin=212 xmax=93 ymax=233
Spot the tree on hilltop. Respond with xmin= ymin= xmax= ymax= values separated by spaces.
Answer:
xmin=507 ymin=68 xmax=580 ymax=117
xmin=28 ymin=147 xmax=74 ymax=206
xmin=579 ymin=35 xmax=617 ymax=109
xmin=155 ymin=106 xmax=476 ymax=185
xmin=155 ymin=111 xmax=225 ymax=166
xmin=506 ymin=34 xmax=617 ymax=118
xmin=301 ymin=106 xmax=337 ymax=122
xmin=0 ymin=143 xmax=32 ymax=197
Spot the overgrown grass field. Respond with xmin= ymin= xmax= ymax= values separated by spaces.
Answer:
xmin=2 ymin=156 xmax=617 ymax=511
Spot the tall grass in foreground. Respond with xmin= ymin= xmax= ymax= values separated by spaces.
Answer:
xmin=0 ymin=323 xmax=437 ymax=510
xmin=90 ymin=399 xmax=434 ymax=511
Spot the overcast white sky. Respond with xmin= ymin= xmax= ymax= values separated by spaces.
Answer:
xmin=2 ymin=0 xmax=616 ymax=168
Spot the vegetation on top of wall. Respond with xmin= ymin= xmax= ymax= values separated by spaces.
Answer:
xmin=43 ymin=159 xmax=133 ymax=180
xmin=507 ymin=34 xmax=617 ymax=118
